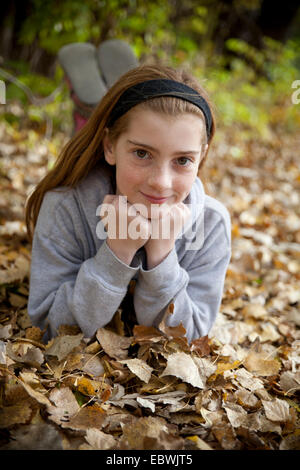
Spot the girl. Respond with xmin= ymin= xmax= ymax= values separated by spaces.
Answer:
xmin=25 ymin=64 xmax=231 ymax=343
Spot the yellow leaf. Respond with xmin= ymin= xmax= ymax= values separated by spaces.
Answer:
xmin=186 ymin=435 xmax=213 ymax=450
xmin=76 ymin=377 xmax=95 ymax=396
xmin=216 ymin=360 xmax=241 ymax=375
xmin=244 ymin=351 xmax=281 ymax=376
xmin=186 ymin=435 xmax=198 ymax=443
xmin=231 ymin=223 xmax=240 ymax=238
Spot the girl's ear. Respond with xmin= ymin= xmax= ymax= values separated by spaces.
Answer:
xmin=103 ymin=128 xmax=116 ymax=166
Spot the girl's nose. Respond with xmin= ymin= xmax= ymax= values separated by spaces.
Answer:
xmin=147 ymin=166 xmax=172 ymax=192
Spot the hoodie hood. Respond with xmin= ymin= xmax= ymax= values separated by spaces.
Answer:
xmin=177 ymin=175 xmax=206 ymax=250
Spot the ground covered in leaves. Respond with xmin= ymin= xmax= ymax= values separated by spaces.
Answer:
xmin=0 ymin=118 xmax=299 ymax=450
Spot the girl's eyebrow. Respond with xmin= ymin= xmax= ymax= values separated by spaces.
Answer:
xmin=127 ymin=139 xmax=201 ymax=155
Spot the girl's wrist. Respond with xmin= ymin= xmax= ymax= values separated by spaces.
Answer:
xmin=145 ymin=242 xmax=174 ymax=269
xmin=106 ymin=238 xmax=136 ymax=266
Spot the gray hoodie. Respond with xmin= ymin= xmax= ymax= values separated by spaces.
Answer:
xmin=28 ymin=163 xmax=231 ymax=342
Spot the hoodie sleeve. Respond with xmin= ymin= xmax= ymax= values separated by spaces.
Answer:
xmin=133 ymin=208 xmax=231 ymax=342
xmin=28 ymin=194 xmax=139 ymax=339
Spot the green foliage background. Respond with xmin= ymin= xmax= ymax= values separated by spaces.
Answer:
xmin=1 ymin=0 xmax=299 ymax=143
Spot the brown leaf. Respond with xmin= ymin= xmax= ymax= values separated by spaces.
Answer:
xmin=223 ymin=402 xmax=247 ymax=428
xmin=0 ymin=340 xmax=6 ymax=365
xmin=96 ymin=328 xmax=132 ymax=360
xmin=19 ymin=378 xmax=51 ymax=407
xmin=190 ymin=335 xmax=211 ymax=356
xmin=246 ymin=410 xmax=282 ymax=434
xmin=0 ymin=402 xmax=32 ymax=429
xmin=119 ymin=358 xmax=153 ymax=383
xmin=279 ymin=371 xmax=300 ymax=394
xmin=66 ymin=404 xmax=106 ymax=431
xmin=80 ymin=353 xmax=105 ymax=377
xmin=0 ymin=253 xmax=30 ymax=284
xmin=45 ymin=333 xmax=84 ymax=361
xmin=158 ymin=302 xmax=187 ymax=340
xmin=279 ymin=432 xmax=300 ymax=450
xmin=133 ymin=325 xmax=164 ymax=343
xmin=159 ymin=322 xmax=187 ymax=339
xmin=9 ymin=292 xmax=27 ymax=308
xmin=81 ymin=428 xmax=117 ymax=450
xmin=47 ymin=386 xmax=80 ymax=427
xmin=6 ymin=341 xmax=44 ymax=368
xmin=160 ymin=352 xmax=206 ymax=389
xmin=262 ymin=398 xmax=290 ymax=422
xmin=57 ymin=324 xmax=82 ymax=336
xmin=212 ymin=423 xmax=242 ymax=450
xmin=235 ymin=388 xmax=259 ymax=408
xmin=25 ymin=326 xmax=45 ymax=343
xmin=244 ymin=351 xmax=281 ymax=376
xmin=1 ymin=421 xmax=64 ymax=450
xmin=120 ymin=416 xmax=184 ymax=450
xmin=0 ymin=324 xmax=13 ymax=340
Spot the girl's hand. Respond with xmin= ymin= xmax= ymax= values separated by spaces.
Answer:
xmin=100 ymin=194 xmax=151 ymax=265
xmin=144 ymin=202 xmax=191 ymax=269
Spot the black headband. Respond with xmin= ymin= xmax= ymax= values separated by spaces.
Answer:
xmin=107 ymin=79 xmax=213 ymax=139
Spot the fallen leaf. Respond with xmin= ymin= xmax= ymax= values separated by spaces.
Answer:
xmin=120 ymin=416 xmax=184 ymax=450
xmin=241 ymin=303 xmax=268 ymax=319
xmin=136 ymin=397 xmax=156 ymax=412
xmin=80 ymin=354 xmax=105 ymax=377
xmin=244 ymin=351 xmax=281 ymax=376
xmin=66 ymin=404 xmax=106 ymax=431
xmin=0 ymin=421 xmax=64 ymax=450
xmin=96 ymin=328 xmax=132 ymax=360
xmin=0 ymin=402 xmax=32 ymax=429
xmin=133 ymin=324 xmax=164 ymax=343
xmin=279 ymin=431 xmax=300 ymax=450
xmin=45 ymin=334 xmax=84 ymax=361
xmin=47 ymin=386 xmax=80 ymax=426
xmin=119 ymin=358 xmax=153 ymax=383
xmin=75 ymin=377 xmax=96 ymax=396
xmin=225 ymin=367 xmax=264 ymax=391
xmin=212 ymin=423 xmax=242 ymax=450
xmin=6 ymin=341 xmax=44 ymax=368
xmin=223 ymin=402 xmax=247 ymax=427
xmin=0 ymin=324 xmax=13 ymax=339
xmin=246 ymin=410 xmax=281 ymax=434
xmin=160 ymin=352 xmax=206 ymax=389
xmin=235 ymin=388 xmax=259 ymax=408
xmin=279 ymin=371 xmax=300 ymax=394
xmin=190 ymin=335 xmax=211 ymax=356
xmin=81 ymin=428 xmax=117 ymax=450
xmin=0 ymin=340 xmax=6 ymax=364
xmin=262 ymin=398 xmax=290 ymax=422
xmin=186 ymin=435 xmax=213 ymax=450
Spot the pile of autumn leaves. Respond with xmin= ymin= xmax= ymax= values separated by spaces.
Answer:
xmin=0 ymin=299 xmax=299 ymax=450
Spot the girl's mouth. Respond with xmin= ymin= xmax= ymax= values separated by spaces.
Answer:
xmin=141 ymin=192 xmax=169 ymax=204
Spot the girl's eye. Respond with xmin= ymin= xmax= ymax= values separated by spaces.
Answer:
xmin=134 ymin=149 xmax=149 ymax=159
xmin=177 ymin=157 xmax=193 ymax=167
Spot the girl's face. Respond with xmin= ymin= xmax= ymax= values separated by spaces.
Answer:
xmin=104 ymin=108 xmax=207 ymax=218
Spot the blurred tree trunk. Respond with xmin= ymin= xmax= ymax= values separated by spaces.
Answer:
xmin=0 ymin=0 xmax=56 ymax=76
xmin=210 ymin=0 xmax=299 ymax=54
xmin=257 ymin=0 xmax=299 ymax=42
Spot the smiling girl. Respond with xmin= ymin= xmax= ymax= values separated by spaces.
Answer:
xmin=25 ymin=64 xmax=231 ymax=342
